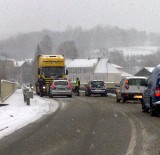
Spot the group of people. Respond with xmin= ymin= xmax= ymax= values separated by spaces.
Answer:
xmin=38 ymin=75 xmax=80 ymax=96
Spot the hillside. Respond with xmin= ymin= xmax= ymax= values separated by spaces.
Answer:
xmin=0 ymin=26 xmax=160 ymax=60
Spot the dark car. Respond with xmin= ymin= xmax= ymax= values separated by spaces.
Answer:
xmin=142 ymin=65 xmax=160 ymax=116
xmin=85 ymin=80 xmax=107 ymax=96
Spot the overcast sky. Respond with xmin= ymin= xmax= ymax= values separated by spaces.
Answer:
xmin=0 ymin=0 xmax=160 ymax=39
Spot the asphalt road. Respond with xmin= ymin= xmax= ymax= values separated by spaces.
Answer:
xmin=0 ymin=95 xmax=160 ymax=155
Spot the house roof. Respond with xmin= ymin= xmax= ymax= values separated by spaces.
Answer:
xmin=65 ymin=59 xmax=72 ymax=66
xmin=0 ymin=55 xmax=6 ymax=60
xmin=144 ymin=67 xmax=155 ymax=73
xmin=94 ymin=59 xmax=120 ymax=74
xmin=16 ymin=61 xmax=25 ymax=67
xmin=121 ymin=71 xmax=133 ymax=77
xmin=66 ymin=59 xmax=98 ymax=68
xmin=112 ymin=64 xmax=123 ymax=69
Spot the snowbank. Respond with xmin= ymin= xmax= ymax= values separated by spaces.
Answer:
xmin=0 ymin=89 xmax=59 ymax=139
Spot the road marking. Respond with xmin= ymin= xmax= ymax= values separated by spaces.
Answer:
xmin=126 ymin=117 xmax=137 ymax=155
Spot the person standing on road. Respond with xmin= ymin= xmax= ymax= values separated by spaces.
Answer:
xmin=75 ymin=77 xmax=80 ymax=96
xmin=38 ymin=75 xmax=45 ymax=97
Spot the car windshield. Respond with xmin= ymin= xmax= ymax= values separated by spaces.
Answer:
xmin=54 ymin=81 xmax=68 ymax=86
xmin=91 ymin=81 xmax=104 ymax=86
xmin=128 ymin=79 xmax=147 ymax=86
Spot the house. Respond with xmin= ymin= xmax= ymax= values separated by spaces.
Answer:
xmin=8 ymin=60 xmax=33 ymax=84
xmin=66 ymin=58 xmax=98 ymax=83
xmin=134 ymin=67 xmax=155 ymax=77
xmin=66 ymin=58 xmax=122 ymax=83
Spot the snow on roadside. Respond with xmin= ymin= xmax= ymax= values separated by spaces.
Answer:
xmin=0 ymin=89 xmax=59 ymax=139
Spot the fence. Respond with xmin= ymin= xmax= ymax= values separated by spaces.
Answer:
xmin=0 ymin=80 xmax=18 ymax=102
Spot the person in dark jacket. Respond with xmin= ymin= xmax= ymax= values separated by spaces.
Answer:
xmin=75 ymin=77 xmax=80 ymax=96
xmin=38 ymin=75 xmax=45 ymax=97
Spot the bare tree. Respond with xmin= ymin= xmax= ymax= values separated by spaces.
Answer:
xmin=57 ymin=41 xmax=78 ymax=59
xmin=40 ymin=35 xmax=53 ymax=54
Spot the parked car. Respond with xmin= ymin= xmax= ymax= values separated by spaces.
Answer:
xmin=116 ymin=76 xmax=147 ymax=103
xmin=49 ymin=80 xmax=72 ymax=98
xmin=85 ymin=80 xmax=107 ymax=96
xmin=142 ymin=65 xmax=160 ymax=116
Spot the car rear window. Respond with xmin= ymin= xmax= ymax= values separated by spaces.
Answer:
xmin=91 ymin=81 xmax=104 ymax=86
xmin=54 ymin=81 xmax=68 ymax=85
xmin=156 ymin=78 xmax=160 ymax=87
xmin=128 ymin=79 xmax=146 ymax=86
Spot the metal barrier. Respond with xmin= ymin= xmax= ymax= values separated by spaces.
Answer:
xmin=22 ymin=86 xmax=33 ymax=105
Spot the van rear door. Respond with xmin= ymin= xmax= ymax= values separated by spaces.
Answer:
xmin=127 ymin=78 xmax=147 ymax=93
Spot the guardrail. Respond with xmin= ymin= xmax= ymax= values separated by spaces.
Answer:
xmin=22 ymin=86 xmax=33 ymax=105
xmin=0 ymin=80 xmax=18 ymax=102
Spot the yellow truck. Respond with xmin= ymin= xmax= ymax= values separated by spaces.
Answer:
xmin=35 ymin=55 xmax=68 ymax=95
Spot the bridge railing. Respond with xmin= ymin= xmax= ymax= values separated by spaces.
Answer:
xmin=0 ymin=80 xmax=18 ymax=102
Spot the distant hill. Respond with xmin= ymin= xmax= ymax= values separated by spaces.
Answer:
xmin=0 ymin=26 xmax=159 ymax=60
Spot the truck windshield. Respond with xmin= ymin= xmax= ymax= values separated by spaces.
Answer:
xmin=42 ymin=67 xmax=65 ymax=77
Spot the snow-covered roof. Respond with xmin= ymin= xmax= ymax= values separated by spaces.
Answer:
xmin=16 ymin=61 xmax=25 ymax=67
xmin=94 ymin=59 xmax=120 ymax=73
xmin=125 ymin=76 xmax=147 ymax=79
xmin=112 ymin=64 xmax=123 ymax=69
xmin=66 ymin=59 xmax=98 ymax=68
xmin=25 ymin=59 xmax=33 ymax=65
xmin=0 ymin=55 xmax=6 ymax=60
xmin=65 ymin=59 xmax=72 ymax=66
xmin=121 ymin=71 xmax=133 ymax=77
xmin=144 ymin=67 xmax=155 ymax=73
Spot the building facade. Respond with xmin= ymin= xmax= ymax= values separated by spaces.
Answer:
xmin=66 ymin=58 xmax=122 ymax=83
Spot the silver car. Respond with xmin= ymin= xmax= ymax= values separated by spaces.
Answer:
xmin=49 ymin=80 xmax=72 ymax=98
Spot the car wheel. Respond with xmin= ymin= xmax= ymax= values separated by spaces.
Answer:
xmin=150 ymin=105 xmax=157 ymax=116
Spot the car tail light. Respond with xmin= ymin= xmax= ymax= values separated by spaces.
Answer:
xmin=68 ymin=83 xmax=72 ymax=89
xmin=155 ymin=87 xmax=160 ymax=97
xmin=125 ymin=80 xmax=129 ymax=89
xmin=51 ymin=83 xmax=55 ymax=90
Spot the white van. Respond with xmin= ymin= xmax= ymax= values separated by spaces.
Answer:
xmin=116 ymin=76 xmax=147 ymax=103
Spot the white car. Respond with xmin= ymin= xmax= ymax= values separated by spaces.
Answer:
xmin=49 ymin=80 xmax=72 ymax=98
xmin=116 ymin=76 xmax=147 ymax=103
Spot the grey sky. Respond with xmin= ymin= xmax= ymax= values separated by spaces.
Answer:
xmin=0 ymin=0 xmax=160 ymax=39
